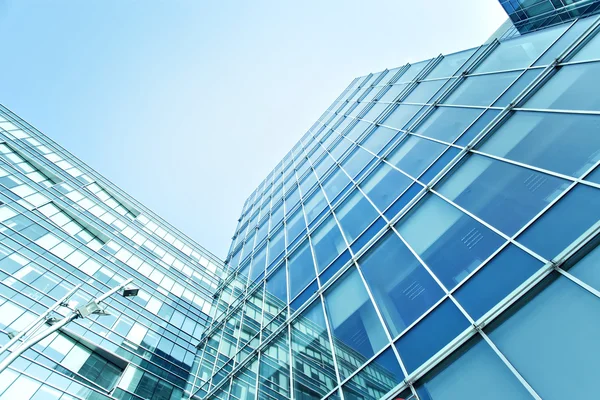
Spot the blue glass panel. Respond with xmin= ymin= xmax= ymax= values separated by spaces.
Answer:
xmin=270 ymin=202 xmax=284 ymax=229
xmin=250 ymin=245 xmax=266 ymax=282
xmin=518 ymin=184 xmax=600 ymax=260
xmin=383 ymin=183 xmax=422 ymax=220
xmin=345 ymin=121 xmax=371 ymax=142
xmin=387 ymin=135 xmax=447 ymax=178
xmin=455 ymin=109 xmax=500 ymax=146
xmin=569 ymin=244 xmax=600 ymax=292
xmin=323 ymin=168 xmax=352 ymax=202
xmin=288 ymin=241 xmax=317 ymax=300
xmin=311 ymin=215 xmax=346 ymax=273
xmin=341 ymin=146 xmax=374 ymax=179
xmin=403 ymin=80 xmax=447 ymax=104
xmin=535 ymin=16 xmax=596 ymax=66
xmin=304 ymin=190 xmax=329 ymax=225
xmin=335 ymin=189 xmax=378 ymax=244
xmin=285 ymin=187 xmax=301 ymax=215
xmin=286 ymin=209 xmax=306 ymax=245
xmin=398 ymin=60 xmax=431 ymax=83
xmin=493 ymin=68 xmax=541 ymax=107
xmin=362 ymin=103 xmax=388 ymax=122
xmin=266 ymin=264 xmax=287 ymax=306
xmin=524 ymin=63 xmax=600 ymax=111
xmin=414 ymin=107 xmax=484 ymax=143
xmin=290 ymin=280 xmax=318 ymax=312
xmin=419 ymin=147 xmax=460 ymax=185
xmin=268 ymin=227 xmax=285 ymax=267
xmin=426 ymin=48 xmax=477 ymax=79
xmin=488 ymin=276 xmax=600 ymax=399
xmin=380 ymin=83 xmax=408 ymax=102
xmin=350 ymin=217 xmax=386 ymax=254
xmin=437 ymin=154 xmax=570 ymax=236
xmin=474 ymin=24 xmax=565 ymax=73
xmin=359 ymin=230 xmax=444 ymax=337
xmin=361 ymin=162 xmax=412 ymax=212
xmin=395 ymin=299 xmax=469 ymax=373
xmin=570 ymin=16 xmax=600 ymax=62
xmin=395 ymin=194 xmax=505 ymax=289
xmin=291 ymin=300 xmax=337 ymax=398
xmin=455 ymin=244 xmax=542 ymax=320
xmin=320 ymin=249 xmax=351 ymax=285
xmin=324 ymin=268 xmax=388 ymax=379
xmin=585 ymin=164 xmax=600 ymax=184
xmin=443 ymin=71 xmax=520 ymax=106
xmin=477 ymin=111 xmax=600 ymax=177
xmin=342 ymin=347 xmax=405 ymax=400
xmin=329 ymin=137 xmax=353 ymax=162
xmin=380 ymin=104 xmax=423 ymax=130
xmin=360 ymin=126 xmax=398 ymax=155
xmin=416 ymin=337 xmax=532 ymax=400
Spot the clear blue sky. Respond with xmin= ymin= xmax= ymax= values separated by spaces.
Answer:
xmin=0 ymin=0 xmax=507 ymax=259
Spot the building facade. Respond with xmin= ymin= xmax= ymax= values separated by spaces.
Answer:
xmin=194 ymin=11 xmax=600 ymax=400
xmin=0 ymin=104 xmax=225 ymax=400
xmin=499 ymin=0 xmax=600 ymax=33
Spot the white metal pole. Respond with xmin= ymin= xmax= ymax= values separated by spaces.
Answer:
xmin=0 ymin=284 xmax=81 ymax=356
xmin=0 ymin=278 xmax=134 ymax=374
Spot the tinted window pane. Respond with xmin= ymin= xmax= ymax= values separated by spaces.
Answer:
xmin=396 ymin=194 xmax=504 ymax=289
xmin=325 ymin=268 xmax=388 ymax=379
xmin=360 ymin=126 xmax=397 ymax=155
xmin=443 ymin=71 xmax=520 ymax=106
xmin=380 ymin=105 xmax=423 ymax=130
xmin=437 ymin=154 xmax=570 ymax=236
xmin=361 ymin=162 xmax=412 ymax=212
xmin=414 ymin=107 xmax=484 ymax=143
xmin=323 ymin=168 xmax=351 ymax=201
xmin=569 ymin=245 xmax=600 ymax=293
xmin=311 ymin=215 xmax=346 ymax=272
xmin=518 ymin=185 xmax=600 ymax=260
xmin=455 ymin=244 xmax=543 ymax=320
xmin=416 ymin=337 xmax=531 ymax=400
xmin=268 ymin=227 xmax=285 ymax=265
xmin=286 ymin=209 xmax=306 ymax=244
xmin=524 ymin=63 xmax=600 ymax=111
xmin=488 ymin=275 xmax=600 ymax=399
xmin=403 ymin=80 xmax=447 ymax=104
xmin=266 ymin=264 xmax=287 ymax=312
xmin=342 ymin=347 xmax=405 ymax=400
xmin=427 ymin=48 xmax=476 ymax=79
xmin=359 ymin=230 xmax=444 ymax=336
xmin=474 ymin=24 xmax=565 ymax=73
xmin=291 ymin=300 xmax=338 ymax=398
xmin=395 ymin=299 xmax=469 ymax=373
xmin=341 ymin=146 xmax=374 ymax=179
xmin=335 ymin=189 xmax=379 ymax=244
xmin=387 ymin=135 xmax=447 ymax=178
xmin=258 ymin=334 xmax=290 ymax=399
xmin=304 ymin=190 xmax=328 ymax=224
xmin=478 ymin=111 xmax=600 ymax=177
xmin=288 ymin=241 xmax=316 ymax=299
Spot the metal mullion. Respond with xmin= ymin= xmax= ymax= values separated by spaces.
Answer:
xmin=251 ymin=352 xmax=260 ymax=400
xmin=511 ymin=106 xmax=600 ymax=115
xmin=319 ymin=292 xmax=345 ymax=400
xmin=558 ymin=56 xmax=600 ymax=67
xmin=286 ymin=323 xmax=295 ymax=400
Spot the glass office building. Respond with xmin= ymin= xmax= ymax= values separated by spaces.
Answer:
xmin=499 ymin=0 xmax=600 ymax=33
xmin=0 ymin=104 xmax=225 ymax=400
xmin=194 ymin=11 xmax=600 ymax=400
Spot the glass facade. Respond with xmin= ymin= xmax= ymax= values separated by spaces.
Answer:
xmin=499 ymin=0 xmax=600 ymax=33
xmin=0 ymin=104 xmax=225 ymax=399
xmin=195 ymin=12 xmax=600 ymax=400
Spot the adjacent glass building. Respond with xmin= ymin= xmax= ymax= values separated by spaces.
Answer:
xmin=500 ymin=0 xmax=600 ymax=33
xmin=0 ymin=104 xmax=225 ymax=400
xmin=194 ymin=9 xmax=600 ymax=400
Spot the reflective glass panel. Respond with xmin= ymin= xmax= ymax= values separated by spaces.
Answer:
xmin=325 ymin=267 xmax=388 ymax=379
xmin=360 ymin=162 xmax=412 ymax=212
xmin=416 ymin=337 xmax=532 ymax=400
xmin=395 ymin=194 xmax=505 ymax=289
xmin=387 ymin=135 xmax=447 ymax=178
xmin=414 ymin=107 xmax=484 ymax=143
xmin=291 ymin=300 xmax=338 ymax=398
xmin=311 ymin=215 xmax=346 ymax=273
xmin=443 ymin=71 xmax=520 ymax=106
xmin=488 ymin=275 xmax=600 ymax=399
xmin=359 ymin=230 xmax=444 ymax=336
xmin=288 ymin=241 xmax=316 ymax=300
xmin=437 ymin=154 xmax=570 ymax=236
xmin=477 ymin=111 xmax=600 ymax=177
xmin=335 ymin=189 xmax=378 ymax=244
